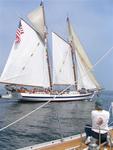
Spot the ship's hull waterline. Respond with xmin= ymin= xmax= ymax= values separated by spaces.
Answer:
xmin=1 ymin=91 xmax=95 ymax=102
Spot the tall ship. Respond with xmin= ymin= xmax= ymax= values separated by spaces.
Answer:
xmin=0 ymin=2 xmax=100 ymax=102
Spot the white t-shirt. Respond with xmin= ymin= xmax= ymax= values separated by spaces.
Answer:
xmin=91 ymin=110 xmax=110 ymax=134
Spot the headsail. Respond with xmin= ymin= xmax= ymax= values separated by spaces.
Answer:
xmin=67 ymin=18 xmax=100 ymax=90
xmin=52 ymin=32 xmax=75 ymax=85
xmin=0 ymin=19 xmax=50 ymax=88
xmin=27 ymin=1 xmax=45 ymax=40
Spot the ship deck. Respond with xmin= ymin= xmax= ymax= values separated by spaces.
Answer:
xmin=18 ymin=128 xmax=113 ymax=150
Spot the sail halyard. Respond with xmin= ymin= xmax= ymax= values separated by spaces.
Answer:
xmin=67 ymin=17 xmax=77 ymax=90
xmin=0 ymin=19 xmax=50 ymax=88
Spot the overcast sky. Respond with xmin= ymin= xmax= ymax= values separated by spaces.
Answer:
xmin=0 ymin=0 xmax=113 ymax=90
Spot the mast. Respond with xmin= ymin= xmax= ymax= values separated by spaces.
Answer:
xmin=67 ymin=17 xmax=77 ymax=90
xmin=41 ymin=1 xmax=52 ymax=90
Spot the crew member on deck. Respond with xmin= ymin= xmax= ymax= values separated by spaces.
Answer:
xmin=85 ymin=100 xmax=110 ymax=144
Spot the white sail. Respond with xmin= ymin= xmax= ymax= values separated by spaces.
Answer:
xmin=76 ymin=51 xmax=100 ymax=90
xmin=0 ymin=19 xmax=50 ymax=88
xmin=27 ymin=3 xmax=45 ymax=39
xmin=67 ymin=19 xmax=100 ymax=90
xmin=67 ymin=19 xmax=92 ymax=70
xmin=52 ymin=32 xmax=75 ymax=85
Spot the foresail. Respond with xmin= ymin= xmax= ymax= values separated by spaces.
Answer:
xmin=0 ymin=20 xmax=50 ymax=88
xmin=27 ymin=2 xmax=45 ymax=39
xmin=52 ymin=32 xmax=75 ymax=85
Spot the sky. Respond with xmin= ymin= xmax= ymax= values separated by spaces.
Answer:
xmin=0 ymin=0 xmax=113 ymax=90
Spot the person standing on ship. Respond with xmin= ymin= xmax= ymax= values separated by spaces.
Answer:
xmin=85 ymin=100 xmax=110 ymax=144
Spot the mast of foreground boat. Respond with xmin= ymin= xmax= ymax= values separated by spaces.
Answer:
xmin=67 ymin=17 xmax=77 ymax=90
xmin=41 ymin=1 xmax=52 ymax=90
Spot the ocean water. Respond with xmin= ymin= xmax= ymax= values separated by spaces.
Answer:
xmin=0 ymin=90 xmax=113 ymax=150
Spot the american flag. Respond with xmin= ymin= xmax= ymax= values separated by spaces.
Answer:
xmin=15 ymin=21 xmax=24 ymax=43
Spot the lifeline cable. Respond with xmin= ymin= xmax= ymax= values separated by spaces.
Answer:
xmin=0 ymin=45 xmax=113 ymax=132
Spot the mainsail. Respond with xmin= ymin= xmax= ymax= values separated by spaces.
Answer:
xmin=0 ymin=19 xmax=50 ymax=88
xmin=67 ymin=18 xmax=100 ymax=90
xmin=52 ymin=32 xmax=75 ymax=85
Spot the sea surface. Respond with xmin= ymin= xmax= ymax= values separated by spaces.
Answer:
xmin=0 ymin=89 xmax=113 ymax=150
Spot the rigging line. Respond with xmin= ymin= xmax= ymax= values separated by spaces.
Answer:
xmin=108 ymin=121 xmax=113 ymax=127
xmin=0 ymin=99 xmax=51 ymax=132
xmin=0 ymin=89 xmax=64 ymax=132
xmin=60 ymin=45 xmax=113 ymax=93
xmin=56 ymin=111 xmax=64 ymax=141
xmin=0 ymin=46 xmax=113 ymax=132
xmin=93 ymin=46 xmax=113 ymax=68
xmin=78 ymin=45 xmax=113 ymax=79
xmin=0 ymin=96 xmax=57 ymax=132
xmin=50 ymin=97 xmax=64 ymax=141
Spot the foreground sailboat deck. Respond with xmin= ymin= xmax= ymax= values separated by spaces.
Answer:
xmin=18 ymin=128 xmax=113 ymax=150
